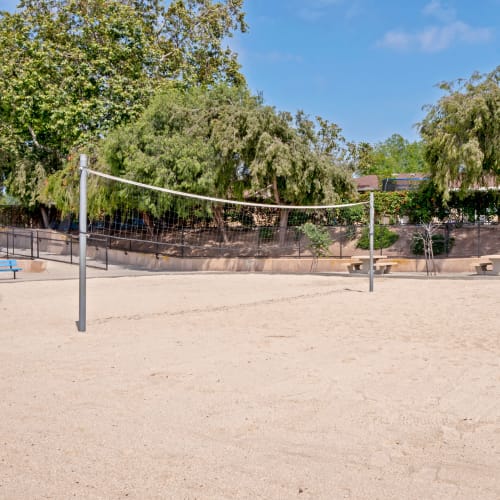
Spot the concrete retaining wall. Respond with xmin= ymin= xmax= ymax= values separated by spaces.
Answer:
xmin=14 ymin=259 xmax=47 ymax=273
xmin=97 ymin=247 xmax=479 ymax=274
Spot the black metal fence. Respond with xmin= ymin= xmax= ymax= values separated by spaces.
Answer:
xmin=1 ymin=222 xmax=499 ymax=266
xmin=0 ymin=228 xmax=108 ymax=269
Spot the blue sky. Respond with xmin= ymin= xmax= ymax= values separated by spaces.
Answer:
xmin=234 ymin=0 xmax=499 ymax=144
xmin=2 ymin=0 xmax=499 ymax=144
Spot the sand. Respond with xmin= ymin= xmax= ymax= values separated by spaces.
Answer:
xmin=1 ymin=270 xmax=499 ymax=499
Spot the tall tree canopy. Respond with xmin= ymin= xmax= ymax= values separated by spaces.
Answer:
xmin=93 ymin=84 xmax=354 ymax=212
xmin=419 ymin=66 xmax=500 ymax=199
xmin=352 ymin=134 xmax=427 ymax=178
xmin=0 ymin=0 xmax=246 ymax=207
xmin=81 ymin=84 xmax=354 ymax=243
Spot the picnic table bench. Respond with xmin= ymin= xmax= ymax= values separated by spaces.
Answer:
xmin=474 ymin=260 xmax=492 ymax=274
xmin=347 ymin=255 xmax=398 ymax=275
xmin=374 ymin=261 xmax=397 ymax=274
xmin=474 ymin=255 xmax=500 ymax=275
xmin=485 ymin=255 xmax=500 ymax=275
xmin=347 ymin=259 xmax=362 ymax=273
xmin=0 ymin=259 xmax=23 ymax=279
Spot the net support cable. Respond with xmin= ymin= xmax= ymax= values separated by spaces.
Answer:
xmin=78 ymin=160 xmax=375 ymax=332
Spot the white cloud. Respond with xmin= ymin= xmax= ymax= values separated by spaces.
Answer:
xmin=422 ymin=0 xmax=456 ymax=23
xmin=377 ymin=30 xmax=413 ymax=51
xmin=377 ymin=2 xmax=494 ymax=53
xmin=418 ymin=22 xmax=493 ymax=52
xmin=297 ymin=0 xmax=345 ymax=22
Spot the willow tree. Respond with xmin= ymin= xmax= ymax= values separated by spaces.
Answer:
xmin=0 ymin=0 xmax=246 ymax=222
xmin=91 ymin=84 xmax=354 ymax=243
xmin=419 ymin=66 xmax=500 ymax=199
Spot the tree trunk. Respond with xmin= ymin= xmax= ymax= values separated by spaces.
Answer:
xmin=213 ymin=204 xmax=229 ymax=244
xmin=142 ymin=212 xmax=155 ymax=238
xmin=279 ymin=209 xmax=289 ymax=247
xmin=40 ymin=205 xmax=50 ymax=229
xmin=271 ymin=175 xmax=288 ymax=247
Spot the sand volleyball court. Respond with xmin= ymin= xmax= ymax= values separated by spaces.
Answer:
xmin=1 ymin=270 xmax=499 ymax=499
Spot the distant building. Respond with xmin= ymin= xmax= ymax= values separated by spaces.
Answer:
xmin=353 ymin=175 xmax=379 ymax=192
xmin=449 ymin=175 xmax=500 ymax=192
xmin=381 ymin=174 xmax=429 ymax=192
xmin=354 ymin=174 xmax=428 ymax=192
xmin=355 ymin=173 xmax=499 ymax=193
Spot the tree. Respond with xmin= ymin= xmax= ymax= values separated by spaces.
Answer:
xmin=352 ymin=134 xmax=427 ymax=178
xmin=83 ymin=84 xmax=355 ymax=242
xmin=419 ymin=66 xmax=500 ymax=199
xmin=97 ymin=85 xmax=259 ymax=203
xmin=299 ymin=222 xmax=332 ymax=271
xmin=0 ymin=0 xmax=247 ymax=216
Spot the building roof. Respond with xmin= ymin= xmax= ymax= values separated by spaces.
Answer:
xmin=449 ymin=175 xmax=500 ymax=192
xmin=355 ymin=173 xmax=499 ymax=193
xmin=354 ymin=175 xmax=379 ymax=192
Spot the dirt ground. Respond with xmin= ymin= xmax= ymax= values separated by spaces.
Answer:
xmin=1 ymin=271 xmax=500 ymax=499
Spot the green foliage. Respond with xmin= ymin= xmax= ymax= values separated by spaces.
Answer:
xmin=447 ymin=190 xmax=500 ymax=222
xmin=352 ymin=134 xmax=428 ymax=178
xmin=326 ymin=205 xmax=368 ymax=225
xmin=357 ymin=225 xmax=399 ymax=250
xmin=411 ymin=234 xmax=455 ymax=256
xmin=287 ymin=211 xmax=310 ymax=226
xmin=0 ymin=0 xmax=247 ymax=207
xmin=358 ymin=191 xmax=412 ymax=223
xmin=419 ymin=67 xmax=500 ymax=200
xmin=405 ymin=181 xmax=449 ymax=223
xmin=95 ymin=84 xmax=355 ymax=216
xmin=258 ymin=226 xmax=274 ymax=241
xmin=374 ymin=192 xmax=411 ymax=222
xmin=299 ymin=222 xmax=332 ymax=258
xmin=356 ymin=184 xmax=450 ymax=224
xmin=354 ymin=184 xmax=499 ymax=225
xmin=247 ymin=109 xmax=355 ymax=207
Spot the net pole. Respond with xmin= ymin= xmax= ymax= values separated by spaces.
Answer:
xmin=78 ymin=154 xmax=88 ymax=332
xmin=369 ymin=191 xmax=374 ymax=292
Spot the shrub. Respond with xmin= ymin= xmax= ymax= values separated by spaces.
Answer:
xmin=299 ymin=222 xmax=332 ymax=257
xmin=357 ymin=225 xmax=399 ymax=250
xmin=411 ymin=234 xmax=454 ymax=255
xmin=258 ymin=226 xmax=274 ymax=241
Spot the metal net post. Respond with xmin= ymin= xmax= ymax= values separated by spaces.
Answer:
xmin=78 ymin=154 xmax=88 ymax=332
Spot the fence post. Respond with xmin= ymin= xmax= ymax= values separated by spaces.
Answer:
xmin=36 ymin=230 xmax=40 ymax=259
xmin=6 ymin=232 xmax=9 ymax=257
xmin=477 ymin=220 xmax=481 ymax=258
xmin=30 ymin=232 xmax=34 ymax=259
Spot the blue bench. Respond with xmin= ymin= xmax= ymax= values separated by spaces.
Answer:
xmin=0 ymin=259 xmax=23 ymax=279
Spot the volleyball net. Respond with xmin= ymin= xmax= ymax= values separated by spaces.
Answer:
xmin=77 ymin=156 xmax=374 ymax=331
xmin=83 ymin=168 xmax=369 ymax=259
